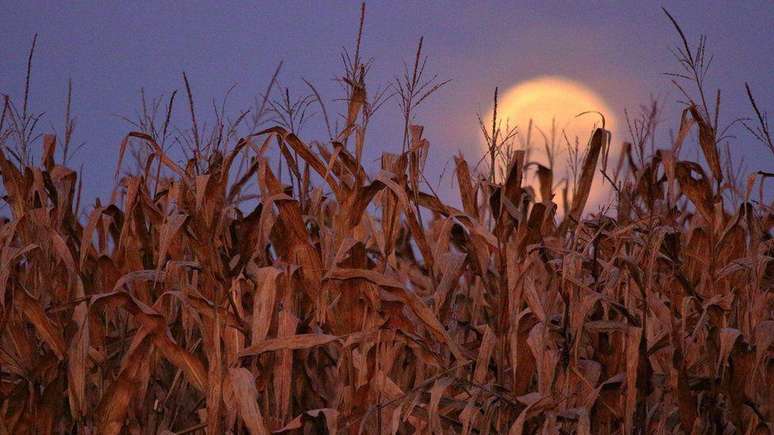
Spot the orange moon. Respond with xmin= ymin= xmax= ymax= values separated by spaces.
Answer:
xmin=482 ymin=75 xmax=616 ymax=215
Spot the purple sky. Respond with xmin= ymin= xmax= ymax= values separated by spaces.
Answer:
xmin=1 ymin=1 xmax=772 ymax=204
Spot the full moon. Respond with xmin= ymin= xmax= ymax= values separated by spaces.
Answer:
xmin=482 ymin=75 xmax=616 ymax=215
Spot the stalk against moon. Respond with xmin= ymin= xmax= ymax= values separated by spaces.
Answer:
xmin=482 ymin=75 xmax=617 ymax=216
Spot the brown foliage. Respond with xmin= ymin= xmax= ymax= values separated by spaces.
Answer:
xmin=1 ymin=95 xmax=772 ymax=433
xmin=1 ymin=12 xmax=773 ymax=434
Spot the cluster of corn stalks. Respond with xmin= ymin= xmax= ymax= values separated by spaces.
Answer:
xmin=1 ymin=9 xmax=773 ymax=435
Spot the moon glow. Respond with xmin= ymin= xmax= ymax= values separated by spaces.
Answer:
xmin=483 ymin=75 xmax=616 ymax=215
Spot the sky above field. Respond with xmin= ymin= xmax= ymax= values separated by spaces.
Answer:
xmin=1 ymin=1 xmax=773 ymax=206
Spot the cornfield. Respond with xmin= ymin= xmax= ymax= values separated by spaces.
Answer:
xmin=0 ymin=7 xmax=772 ymax=435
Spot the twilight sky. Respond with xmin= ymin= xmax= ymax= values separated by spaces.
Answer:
xmin=1 ymin=1 xmax=772 ymax=205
